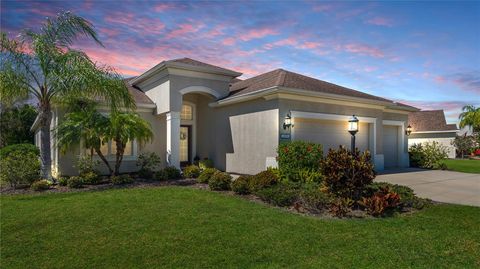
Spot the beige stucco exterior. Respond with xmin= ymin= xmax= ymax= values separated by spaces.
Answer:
xmin=41 ymin=60 xmax=416 ymax=177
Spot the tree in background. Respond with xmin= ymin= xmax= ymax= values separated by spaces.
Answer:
xmin=452 ymin=134 xmax=475 ymax=158
xmin=459 ymin=105 xmax=480 ymax=132
xmin=0 ymin=12 xmax=134 ymax=179
xmin=0 ymin=104 xmax=37 ymax=147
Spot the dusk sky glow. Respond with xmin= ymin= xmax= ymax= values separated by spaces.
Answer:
xmin=1 ymin=0 xmax=479 ymax=123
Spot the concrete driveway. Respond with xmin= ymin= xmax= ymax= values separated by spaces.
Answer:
xmin=376 ymin=168 xmax=480 ymax=207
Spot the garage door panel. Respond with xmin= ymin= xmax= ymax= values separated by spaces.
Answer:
xmin=294 ymin=118 xmax=369 ymax=153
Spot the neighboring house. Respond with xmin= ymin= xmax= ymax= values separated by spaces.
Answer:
xmin=408 ymin=110 xmax=458 ymax=158
xmin=37 ymin=58 xmax=419 ymax=176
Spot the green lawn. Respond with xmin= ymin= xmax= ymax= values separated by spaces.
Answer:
xmin=1 ymin=187 xmax=479 ymax=268
xmin=442 ymin=159 xmax=480 ymax=173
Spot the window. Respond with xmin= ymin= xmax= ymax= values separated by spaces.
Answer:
xmin=89 ymin=140 xmax=134 ymax=156
xmin=180 ymin=104 xmax=193 ymax=120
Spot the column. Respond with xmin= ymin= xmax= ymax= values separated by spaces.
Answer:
xmin=166 ymin=111 xmax=181 ymax=169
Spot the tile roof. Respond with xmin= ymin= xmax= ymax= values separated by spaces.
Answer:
xmin=228 ymin=69 xmax=412 ymax=108
xmin=408 ymin=110 xmax=458 ymax=132
xmin=123 ymin=77 xmax=154 ymax=105
xmin=169 ymin=58 xmax=241 ymax=76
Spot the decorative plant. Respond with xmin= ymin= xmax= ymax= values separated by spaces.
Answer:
xmin=0 ymin=12 xmax=134 ymax=179
xmin=359 ymin=186 xmax=401 ymax=216
xmin=208 ymin=171 xmax=232 ymax=191
xmin=197 ymin=168 xmax=219 ymax=183
xmin=409 ymin=142 xmax=448 ymax=169
xmin=183 ymin=165 xmax=201 ymax=178
xmin=137 ymin=152 xmax=162 ymax=179
xmin=0 ymin=148 xmax=40 ymax=188
xmin=277 ymin=141 xmax=323 ymax=182
xmin=321 ymin=146 xmax=375 ymax=201
xmin=249 ymin=170 xmax=279 ymax=192
xmin=231 ymin=175 xmax=252 ymax=195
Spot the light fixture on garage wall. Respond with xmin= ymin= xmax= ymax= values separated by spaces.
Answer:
xmin=405 ymin=125 xmax=412 ymax=136
xmin=283 ymin=112 xmax=294 ymax=130
xmin=348 ymin=115 xmax=359 ymax=153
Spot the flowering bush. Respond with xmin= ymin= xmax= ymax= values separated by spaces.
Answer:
xmin=277 ymin=141 xmax=323 ymax=182
xmin=409 ymin=142 xmax=448 ymax=169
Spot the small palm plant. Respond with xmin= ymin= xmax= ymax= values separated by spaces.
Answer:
xmin=459 ymin=105 xmax=480 ymax=133
xmin=0 ymin=12 xmax=134 ymax=179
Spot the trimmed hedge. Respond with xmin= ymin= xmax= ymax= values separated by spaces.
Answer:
xmin=231 ymin=175 xmax=252 ymax=195
xmin=197 ymin=168 xmax=218 ymax=183
xmin=208 ymin=171 xmax=232 ymax=191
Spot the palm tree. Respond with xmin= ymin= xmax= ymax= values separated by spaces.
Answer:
xmin=56 ymin=99 xmax=114 ymax=175
xmin=0 ymin=12 xmax=134 ymax=179
xmin=107 ymin=113 xmax=153 ymax=175
xmin=459 ymin=105 xmax=480 ymax=133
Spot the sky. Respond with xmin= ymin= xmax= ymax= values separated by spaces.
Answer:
xmin=1 ymin=0 xmax=479 ymax=124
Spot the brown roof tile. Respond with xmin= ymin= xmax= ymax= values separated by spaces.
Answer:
xmin=409 ymin=110 xmax=457 ymax=132
xmin=228 ymin=68 xmax=394 ymax=103
xmin=123 ymin=77 xmax=154 ymax=105
xmin=169 ymin=58 xmax=241 ymax=76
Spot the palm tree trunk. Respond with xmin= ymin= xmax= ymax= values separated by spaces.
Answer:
xmin=114 ymin=139 xmax=124 ymax=176
xmin=94 ymin=147 xmax=113 ymax=175
xmin=39 ymin=107 xmax=52 ymax=180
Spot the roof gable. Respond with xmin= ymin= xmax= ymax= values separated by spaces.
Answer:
xmin=409 ymin=110 xmax=457 ymax=132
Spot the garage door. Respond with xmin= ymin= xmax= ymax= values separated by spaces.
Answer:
xmin=383 ymin=125 xmax=398 ymax=168
xmin=293 ymin=118 xmax=369 ymax=153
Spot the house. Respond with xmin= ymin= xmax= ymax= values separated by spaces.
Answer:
xmin=40 ymin=58 xmax=420 ymax=176
xmin=408 ymin=110 xmax=458 ymax=158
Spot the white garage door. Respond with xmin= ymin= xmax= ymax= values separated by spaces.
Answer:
xmin=293 ymin=118 xmax=370 ymax=153
xmin=383 ymin=125 xmax=399 ymax=168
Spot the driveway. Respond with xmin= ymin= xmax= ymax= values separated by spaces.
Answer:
xmin=376 ymin=168 xmax=480 ymax=207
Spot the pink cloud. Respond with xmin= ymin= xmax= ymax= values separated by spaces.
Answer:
xmin=222 ymin=37 xmax=236 ymax=46
xmin=104 ymin=13 xmax=165 ymax=35
xmin=205 ymin=25 xmax=226 ymax=38
xmin=366 ymin=16 xmax=394 ymax=27
xmin=154 ymin=3 xmax=176 ymax=12
xmin=433 ymin=72 xmax=480 ymax=93
xmin=238 ymin=27 xmax=278 ymax=42
xmin=344 ymin=43 xmax=384 ymax=58
xmin=166 ymin=23 xmax=204 ymax=38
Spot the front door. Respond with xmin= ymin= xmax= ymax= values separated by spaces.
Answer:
xmin=180 ymin=125 xmax=191 ymax=166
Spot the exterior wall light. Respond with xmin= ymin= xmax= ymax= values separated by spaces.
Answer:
xmin=283 ymin=113 xmax=293 ymax=130
xmin=348 ymin=115 xmax=359 ymax=152
xmin=405 ymin=125 xmax=412 ymax=136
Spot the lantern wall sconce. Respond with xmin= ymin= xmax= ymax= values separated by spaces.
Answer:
xmin=283 ymin=112 xmax=293 ymax=130
xmin=405 ymin=125 xmax=412 ymax=136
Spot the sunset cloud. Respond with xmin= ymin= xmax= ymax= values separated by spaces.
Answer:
xmin=365 ymin=16 xmax=395 ymax=27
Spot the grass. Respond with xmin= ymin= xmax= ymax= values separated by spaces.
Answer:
xmin=441 ymin=159 xmax=480 ymax=173
xmin=1 ymin=187 xmax=479 ymax=268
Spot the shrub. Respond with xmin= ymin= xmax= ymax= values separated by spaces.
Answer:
xmin=31 ymin=179 xmax=50 ymax=191
xmin=197 ymin=168 xmax=218 ymax=183
xmin=208 ymin=171 xmax=232 ymax=191
xmin=81 ymin=171 xmax=101 ymax=185
xmin=255 ymin=182 xmax=300 ymax=207
xmin=183 ymin=165 xmax=201 ymax=178
xmin=359 ymin=186 xmax=401 ymax=216
xmin=67 ymin=176 xmax=84 ymax=188
xmin=163 ymin=166 xmax=181 ymax=180
xmin=409 ymin=142 xmax=448 ymax=169
xmin=111 ymin=174 xmax=134 ymax=185
xmin=199 ymin=158 xmax=214 ymax=170
xmin=231 ymin=175 xmax=252 ymax=195
xmin=298 ymin=183 xmax=332 ymax=213
xmin=329 ymin=197 xmax=354 ymax=218
xmin=76 ymin=156 xmax=100 ymax=176
xmin=154 ymin=170 xmax=168 ymax=181
xmin=296 ymin=168 xmax=324 ymax=184
xmin=366 ymin=182 xmax=430 ymax=209
xmin=277 ymin=141 xmax=323 ymax=182
xmin=408 ymin=143 xmax=424 ymax=168
xmin=321 ymin=146 xmax=375 ymax=201
xmin=57 ymin=177 xmax=69 ymax=186
xmin=137 ymin=152 xmax=161 ymax=179
xmin=0 ymin=143 xmax=39 ymax=159
xmin=249 ymin=170 xmax=279 ymax=192
xmin=0 ymin=150 xmax=40 ymax=188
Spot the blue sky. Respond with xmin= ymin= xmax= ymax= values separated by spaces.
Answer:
xmin=1 ymin=0 xmax=479 ymax=123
